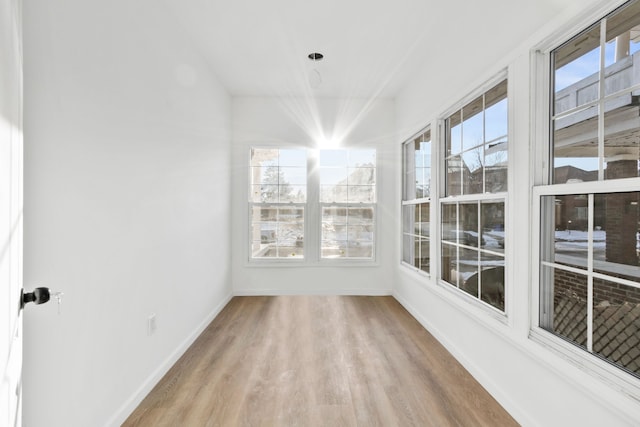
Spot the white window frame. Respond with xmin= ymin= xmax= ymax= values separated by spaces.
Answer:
xmin=248 ymin=147 xmax=308 ymax=263
xmin=247 ymin=146 xmax=378 ymax=265
xmin=401 ymin=127 xmax=432 ymax=276
xmin=313 ymin=146 xmax=379 ymax=265
xmin=436 ymin=72 xmax=510 ymax=317
xmin=530 ymin=0 xmax=640 ymax=398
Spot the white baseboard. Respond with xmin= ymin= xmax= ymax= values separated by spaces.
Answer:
xmin=233 ymin=288 xmax=393 ymax=296
xmin=105 ymin=292 xmax=233 ymax=427
xmin=392 ymin=291 xmax=534 ymax=427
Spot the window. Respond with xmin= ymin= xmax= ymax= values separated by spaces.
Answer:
xmin=250 ymin=148 xmax=306 ymax=259
xmin=320 ymin=149 xmax=376 ymax=259
xmin=441 ymin=79 xmax=508 ymax=311
xmin=537 ymin=0 xmax=640 ymax=380
xmin=402 ymin=129 xmax=431 ymax=273
xmin=249 ymin=147 xmax=376 ymax=261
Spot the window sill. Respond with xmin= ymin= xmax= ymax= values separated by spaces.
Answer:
xmin=246 ymin=259 xmax=380 ymax=268
xmin=529 ymin=327 xmax=640 ymax=403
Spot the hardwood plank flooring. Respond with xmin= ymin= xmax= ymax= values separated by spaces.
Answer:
xmin=123 ymin=296 xmax=518 ymax=427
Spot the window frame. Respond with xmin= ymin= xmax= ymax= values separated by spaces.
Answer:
xmin=401 ymin=127 xmax=432 ymax=276
xmin=248 ymin=147 xmax=308 ymax=263
xmin=530 ymin=0 xmax=640 ymax=397
xmin=247 ymin=146 xmax=378 ymax=265
xmin=318 ymin=148 xmax=378 ymax=262
xmin=437 ymin=72 xmax=510 ymax=316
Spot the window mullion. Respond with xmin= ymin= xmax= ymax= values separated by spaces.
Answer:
xmin=307 ymin=150 xmax=319 ymax=262
xmin=587 ymin=193 xmax=594 ymax=353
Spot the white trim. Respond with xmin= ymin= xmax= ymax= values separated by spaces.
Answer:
xmin=247 ymin=146 xmax=379 ymax=265
xmin=233 ymin=288 xmax=392 ymax=296
xmin=529 ymin=327 xmax=640 ymax=400
xmin=106 ymin=292 xmax=233 ymax=427
xmin=400 ymin=261 xmax=431 ymax=279
xmin=534 ymin=177 xmax=640 ymax=195
xmin=532 ymin=0 xmax=629 ymax=56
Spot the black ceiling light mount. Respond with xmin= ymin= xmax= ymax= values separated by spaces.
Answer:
xmin=308 ymin=52 xmax=324 ymax=89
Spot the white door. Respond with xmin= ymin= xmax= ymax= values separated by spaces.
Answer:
xmin=1 ymin=0 xmax=23 ymax=426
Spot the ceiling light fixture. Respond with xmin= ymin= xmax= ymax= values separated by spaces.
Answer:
xmin=308 ymin=52 xmax=324 ymax=89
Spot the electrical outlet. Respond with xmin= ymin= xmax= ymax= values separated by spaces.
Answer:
xmin=147 ymin=313 xmax=157 ymax=336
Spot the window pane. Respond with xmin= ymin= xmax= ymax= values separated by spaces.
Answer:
xmin=320 ymin=149 xmax=348 ymax=167
xmin=250 ymin=148 xmax=278 ymax=167
xmin=250 ymin=148 xmax=307 ymax=203
xmin=458 ymin=248 xmax=480 ymax=298
xmin=459 ymin=202 xmax=479 ymax=247
xmin=279 ymin=149 xmax=306 ymax=167
xmin=445 ymin=156 xmax=462 ymax=196
xmin=441 ymin=243 xmax=457 ymax=286
xmin=553 ymin=106 xmax=599 ymax=184
xmin=595 ymin=192 xmax=640 ymax=269
xmin=251 ymin=207 xmax=304 ymax=259
xmin=403 ymin=234 xmax=414 ymax=265
xmin=255 ymin=185 xmax=279 ymax=203
xmin=403 ymin=142 xmax=416 ymax=201
xmin=416 ymin=166 xmax=431 ymax=199
xmin=321 ymin=241 xmax=347 ymax=258
xmin=448 ymin=111 xmax=462 ymax=156
xmin=543 ymin=265 xmax=588 ymax=348
xmin=593 ymin=278 xmax=640 ymax=377
xmin=417 ymin=135 xmax=431 ymax=197
xmin=544 ymin=194 xmax=589 ymax=269
xmin=462 ymin=149 xmax=484 ymax=194
xmin=276 ymin=219 xmax=303 ymax=253
xmin=321 ymin=206 xmax=374 ymax=260
xmin=417 ymin=237 xmax=430 ymax=273
xmin=553 ymin=24 xmax=600 ymax=96
xmin=441 ymin=203 xmax=457 ymax=244
xmin=485 ymin=97 xmax=508 ymax=143
xmin=320 ymin=148 xmax=376 ymax=205
xmin=480 ymin=254 xmax=505 ymax=311
xmin=348 ymin=167 xmax=375 ymax=185
xmin=280 ymin=167 xmax=306 ymax=185
xmin=347 ymin=240 xmax=373 ymax=258
xmin=348 ymin=149 xmax=376 ymax=167
xmin=462 ymin=96 xmax=484 ymax=151
xmin=279 ymin=185 xmax=306 ymax=203
xmin=481 ymin=201 xmax=505 ymax=253
xmin=320 ymin=168 xmax=349 ymax=185
xmin=402 ymin=205 xmax=415 ymax=236
xmin=320 ymin=185 xmax=347 ymax=203
xmin=348 ymin=207 xmax=374 ymax=225
xmin=605 ymin=0 xmax=640 ymax=69
xmin=485 ymin=140 xmax=508 ymax=193
xmin=418 ymin=203 xmax=430 ymax=237
xmin=604 ymin=94 xmax=640 ymax=181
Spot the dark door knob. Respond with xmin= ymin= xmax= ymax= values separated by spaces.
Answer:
xmin=21 ymin=287 xmax=51 ymax=308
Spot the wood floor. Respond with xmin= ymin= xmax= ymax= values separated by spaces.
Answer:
xmin=123 ymin=296 xmax=518 ymax=427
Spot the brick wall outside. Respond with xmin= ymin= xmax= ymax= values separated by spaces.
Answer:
xmin=554 ymin=268 xmax=640 ymax=305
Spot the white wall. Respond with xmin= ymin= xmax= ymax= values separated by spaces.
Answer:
xmin=22 ymin=1 xmax=232 ymax=426
xmin=394 ymin=0 xmax=640 ymax=426
xmin=0 ymin=0 xmax=23 ymax=426
xmin=231 ymin=97 xmax=396 ymax=295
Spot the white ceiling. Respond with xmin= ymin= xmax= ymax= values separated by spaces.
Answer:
xmin=162 ymin=0 xmax=589 ymax=99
